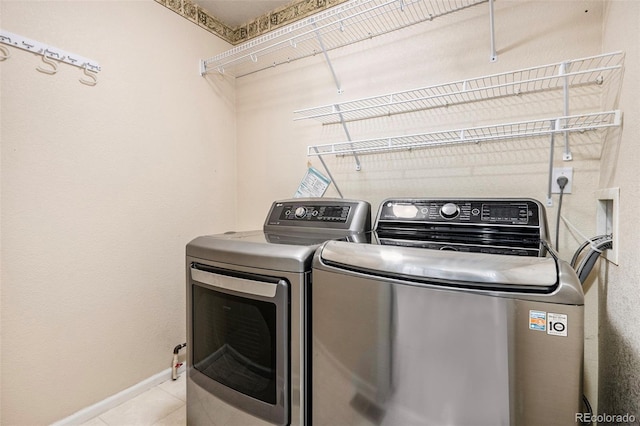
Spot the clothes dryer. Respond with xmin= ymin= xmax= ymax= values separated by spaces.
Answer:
xmin=186 ymin=198 xmax=370 ymax=426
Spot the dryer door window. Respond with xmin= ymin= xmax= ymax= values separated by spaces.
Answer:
xmin=193 ymin=284 xmax=277 ymax=403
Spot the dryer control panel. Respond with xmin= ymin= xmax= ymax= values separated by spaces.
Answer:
xmin=280 ymin=204 xmax=351 ymax=222
xmin=264 ymin=198 xmax=371 ymax=234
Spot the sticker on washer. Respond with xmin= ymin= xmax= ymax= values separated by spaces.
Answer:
xmin=547 ymin=312 xmax=568 ymax=337
xmin=529 ymin=310 xmax=547 ymax=331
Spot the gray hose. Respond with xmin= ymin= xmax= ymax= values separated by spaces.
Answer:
xmin=574 ymin=237 xmax=613 ymax=285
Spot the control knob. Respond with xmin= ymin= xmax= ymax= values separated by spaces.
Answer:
xmin=294 ymin=207 xmax=307 ymax=218
xmin=440 ymin=202 xmax=460 ymax=219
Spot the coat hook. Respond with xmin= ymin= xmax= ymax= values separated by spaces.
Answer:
xmin=0 ymin=45 xmax=11 ymax=61
xmin=36 ymin=50 xmax=58 ymax=74
xmin=79 ymin=64 xmax=98 ymax=86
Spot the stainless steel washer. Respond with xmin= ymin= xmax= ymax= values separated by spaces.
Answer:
xmin=311 ymin=198 xmax=584 ymax=425
xmin=186 ymin=198 xmax=370 ymax=426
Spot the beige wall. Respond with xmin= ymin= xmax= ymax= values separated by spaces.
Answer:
xmin=599 ymin=0 xmax=640 ymax=418
xmin=236 ymin=0 xmax=607 ymax=227
xmin=0 ymin=1 xmax=236 ymax=424
xmin=235 ymin=0 xmax=635 ymax=416
xmin=2 ymin=0 xmax=639 ymax=424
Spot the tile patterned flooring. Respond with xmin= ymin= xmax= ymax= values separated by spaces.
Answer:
xmin=80 ymin=374 xmax=186 ymax=426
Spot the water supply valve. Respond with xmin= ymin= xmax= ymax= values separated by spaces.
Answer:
xmin=172 ymin=343 xmax=186 ymax=380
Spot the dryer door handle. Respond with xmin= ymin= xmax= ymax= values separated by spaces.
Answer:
xmin=190 ymin=266 xmax=282 ymax=298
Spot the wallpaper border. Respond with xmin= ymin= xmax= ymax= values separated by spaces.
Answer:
xmin=155 ymin=0 xmax=350 ymax=45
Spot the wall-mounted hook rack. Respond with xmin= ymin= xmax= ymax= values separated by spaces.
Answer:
xmin=79 ymin=64 xmax=99 ymax=86
xmin=0 ymin=29 xmax=101 ymax=73
xmin=36 ymin=50 xmax=59 ymax=74
xmin=0 ymin=44 xmax=11 ymax=60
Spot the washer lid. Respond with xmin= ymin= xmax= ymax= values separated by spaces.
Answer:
xmin=317 ymin=240 xmax=564 ymax=293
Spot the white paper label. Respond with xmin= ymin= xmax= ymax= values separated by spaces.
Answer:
xmin=547 ymin=312 xmax=568 ymax=337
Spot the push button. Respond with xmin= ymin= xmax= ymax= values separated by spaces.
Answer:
xmin=440 ymin=203 xmax=460 ymax=219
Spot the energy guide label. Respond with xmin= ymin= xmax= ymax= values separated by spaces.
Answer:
xmin=529 ymin=310 xmax=568 ymax=337
xmin=547 ymin=312 xmax=568 ymax=337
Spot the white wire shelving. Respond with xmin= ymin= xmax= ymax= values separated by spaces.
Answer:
xmin=200 ymin=0 xmax=488 ymax=77
xmin=299 ymin=52 xmax=624 ymax=203
xmin=307 ymin=111 xmax=622 ymax=156
xmin=294 ymin=51 xmax=625 ymax=124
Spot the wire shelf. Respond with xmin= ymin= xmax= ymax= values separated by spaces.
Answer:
xmin=201 ymin=0 xmax=487 ymax=77
xmin=295 ymin=52 xmax=625 ymax=124
xmin=307 ymin=110 xmax=622 ymax=156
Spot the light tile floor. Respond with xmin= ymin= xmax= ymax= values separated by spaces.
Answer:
xmin=81 ymin=374 xmax=186 ymax=426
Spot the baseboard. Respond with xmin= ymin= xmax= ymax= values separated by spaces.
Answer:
xmin=51 ymin=364 xmax=186 ymax=426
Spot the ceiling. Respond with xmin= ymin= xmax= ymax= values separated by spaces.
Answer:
xmin=197 ymin=0 xmax=291 ymax=28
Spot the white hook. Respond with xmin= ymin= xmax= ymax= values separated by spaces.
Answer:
xmin=79 ymin=64 xmax=98 ymax=86
xmin=36 ymin=50 xmax=58 ymax=74
xmin=0 ymin=45 xmax=11 ymax=61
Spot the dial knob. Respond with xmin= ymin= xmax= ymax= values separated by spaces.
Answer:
xmin=440 ymin=203 xmax=460 ymax=219
xmin=294 ymin=207 xmax=307 ymax=218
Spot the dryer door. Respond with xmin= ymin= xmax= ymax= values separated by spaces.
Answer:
xmin=188 ymin=263 xmax=290 ymax=425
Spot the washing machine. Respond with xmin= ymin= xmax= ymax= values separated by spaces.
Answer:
xmin=185 ymin=198 xmax=370 ymax=426
xmin=311 ymin=198 xmax=584 ymax=426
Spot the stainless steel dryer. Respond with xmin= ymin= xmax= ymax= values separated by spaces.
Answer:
xmin=186 ymin=198 xmax=370 ymax=426
xmin=311 ymin=198 xmax=584 ymax=426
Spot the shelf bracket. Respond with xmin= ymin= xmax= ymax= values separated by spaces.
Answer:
xmin=489 ymin=0 xmax=497 ymax=62
xmin=311 ymin=147 xmax=344 ymax=199
xmin=546 ymin=120 xmax=556 ymax=206
xmin=559 ymin=61 xmax=572 ymax=160
xmin=312 ymin=19 xmax=361 ymax=172
xmin=312 ymin=21 xmax=343 ymax=94
xmin=335 ymin=104 xmax=362 ymax=171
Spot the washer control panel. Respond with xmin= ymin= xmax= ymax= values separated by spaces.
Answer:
xmin=374 ymin=198 xmax=548 ymax=257
xmin=377 ymin=199 xmax=540 ymax=226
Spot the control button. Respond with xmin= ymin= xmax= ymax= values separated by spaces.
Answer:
xmin=440 ymin=203 xmax=460 ymax=219
xmin=294 ymin=207 xmax=307 ymax=218
xmin=471 ymin=208 xmax=480 ymax=216
xmin=312 ymin=210 xmax=319 ymax=217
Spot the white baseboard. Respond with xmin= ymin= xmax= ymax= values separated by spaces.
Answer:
xmin=51 ymin=365 xmax=186 ymax=426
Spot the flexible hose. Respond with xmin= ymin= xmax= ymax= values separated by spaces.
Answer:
xmin=582 ymin=394 xmax=593 ymax=425
xmin=570 ymin=235 xmax=608 ymax=425
xmin=571 ymin=234 xmax=611 ymax=268
xmin=572 ymin=237 xmax=613 ymax=285
xmin=576 ymin=238 xmax=612 ymax=284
